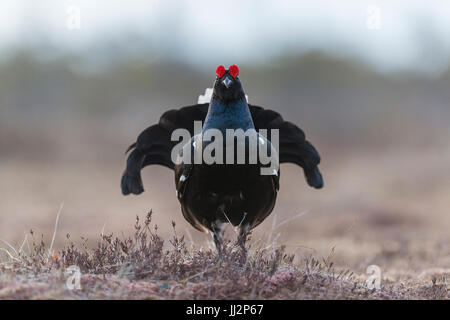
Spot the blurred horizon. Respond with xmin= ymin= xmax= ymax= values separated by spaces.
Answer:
xmin=1 ymin=1 xmax=450 ymax=75
xmin=1 ymin=47 xmax=449 ymax=154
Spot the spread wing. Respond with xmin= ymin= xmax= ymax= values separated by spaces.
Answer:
xmin=250 ymin=105 xmax=323 ymax=189
xmin=121 ymin=103 xmax=323 ymax=195
xmin=121 ymin=104 xmax=209 ymax=195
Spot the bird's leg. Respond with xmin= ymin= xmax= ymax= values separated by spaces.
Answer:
xmin=237 ymin=224 xmax=250 ymax=255
xmin=210 ymin=220 xmax=223 ymax=259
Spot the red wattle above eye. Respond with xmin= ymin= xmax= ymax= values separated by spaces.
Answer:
xmin=216 ymin=65 xmax=225 ymax=78
xmin=229 ymin=64 xmax=239 ymax=78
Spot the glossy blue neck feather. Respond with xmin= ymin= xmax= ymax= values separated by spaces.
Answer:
xmin=203 ymin=97 xmax=254 ymax=134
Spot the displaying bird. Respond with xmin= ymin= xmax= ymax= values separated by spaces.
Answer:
xmin=121 ymin=64 xmax=323 ymax=256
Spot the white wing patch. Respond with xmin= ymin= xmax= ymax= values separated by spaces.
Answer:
xmin=180 ymin=175 xmax=187 ymax=182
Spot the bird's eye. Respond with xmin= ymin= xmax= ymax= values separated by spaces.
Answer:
xmin=216 ymin=65 xmax=225 ymax=78
xmin=228 ymin=64 xmax=239 ymax=79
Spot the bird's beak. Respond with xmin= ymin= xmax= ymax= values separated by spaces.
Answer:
xmin=222 ymin=76 xmax=232 ymax=89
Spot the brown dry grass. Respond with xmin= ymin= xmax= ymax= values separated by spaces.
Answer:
xmin=1 ymin=211 xmax=447 ymax=300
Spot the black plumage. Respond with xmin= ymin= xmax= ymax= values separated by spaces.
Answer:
xmin=121 ymin=65 xmax=323 ymax=255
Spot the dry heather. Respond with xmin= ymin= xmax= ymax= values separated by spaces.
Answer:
xmin=0 ymin=211 xmax=447 ymax=300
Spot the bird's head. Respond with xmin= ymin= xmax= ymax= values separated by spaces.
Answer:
xmin=212 ymin=64 xmax=246 ymax=104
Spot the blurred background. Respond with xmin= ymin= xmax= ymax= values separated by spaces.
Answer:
xmin=0 ymin=1 xmax=449 ymax=276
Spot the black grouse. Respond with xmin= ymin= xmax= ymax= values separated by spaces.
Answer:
xmin=121 ymin=65 xmax=323 ymax=255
